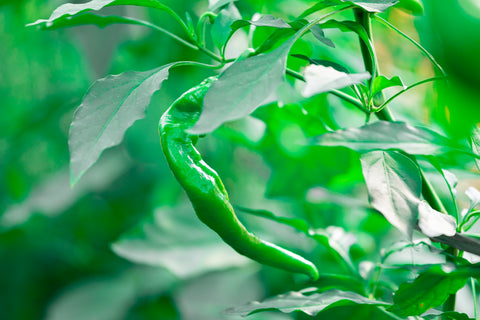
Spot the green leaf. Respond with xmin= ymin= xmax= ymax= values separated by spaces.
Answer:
xmin=28 ymin=12 xmax=156 ymax=30
xmin=465 ymin=187 xmax=480 ymax=211
xmin=211 ymin=3 xmax=241 ymax=49
xmin=189 ymin=36 xmax=296 ymax=134
xmin=244 ymin=15 xmax=291 ymax=28
xmin=235 ymin=206 xmax=310 ymax=234
xmin=371 ymin=75 xmax=405 ymax=96
xmin=28 ymin=0 xmax=175 ymax=26
xmin=224 ymin=289 xmax=389 ymax=317
xmin=422 ymin=311 xmax=473 ymax=320
xmin=209 ymin=0 xmax=238 ymax=12
xmin=343 ymin=0 xmax=399 ymax=12
xmin=310 ymin=226 xmax=357 ymax=273
xmin=45 ymin=268 xmax=175 ymax=320
xmin=389 ymin=265 xmax=469 ymax=317
xmin=360 ymin=151 xmax=421 ymax=238
xmin=310 ymin=24 xmax=335 ymax=47
xmin=310 ymin=121 xmax=457 ymax=155
xmin=299 ymin=1 xmax=345 ymax=18
xmin=291 ymin=54 xmax=349 ymax=73
xmin=69 ymin=62 xmax=178 ymax=185
xmin=111 ymin=206 xmax=250 ymax=279
xmin=471 ymin=126 xmax=480 ymax=170
xmin=302 ymin=65 xmax=370 ymax=97
xmin=417 ymin=201 xmax=457 ymax=238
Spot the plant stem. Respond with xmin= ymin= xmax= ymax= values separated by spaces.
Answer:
xmin=373 ymin=15 xmax=447 ymax=77
xmin=473 ymin=278 xmax=479 ymax=320
xmin=353 ymin=9 xmax=448 ymax=215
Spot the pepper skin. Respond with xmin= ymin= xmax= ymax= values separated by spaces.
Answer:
xmin=159 ymin=77 xmax=319 ymax=280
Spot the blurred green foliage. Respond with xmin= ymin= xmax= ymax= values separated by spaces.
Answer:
xmin=1 ymin=0 xmax=479 ymax=319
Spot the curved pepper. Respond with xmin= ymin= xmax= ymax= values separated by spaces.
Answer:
xmin=159 ymin=77 xmax=319 ymax=280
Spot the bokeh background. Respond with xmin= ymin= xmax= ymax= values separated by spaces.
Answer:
xmin=1 ymin=0 xmax=479 ymax=319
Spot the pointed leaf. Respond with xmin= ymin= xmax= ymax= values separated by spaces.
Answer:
xmin=69 ymin=63 xmax=178 ymax=185
xmin=342 ymin=0 xmax=399 ymax=12
xmin=372 ymin=75 xmax=405 ymax=96
xmin=189 ymin=37 xmax=296 ymax=134
xmin=28 ymin=13 xmax=155 ymax=30
xmin=361 ymin=151 xmax=422 ymax=237
xmin=302 ymin=65 xmax=370 ymax=97
xmin=310 ymin=25 xmax=335 ymax=47
xmin=389 ymin=265 xmax=468 ymax=317
xmin=310 ymin=121 xmax=457 ymax=155
xmin=28 ymin=0 xmax=175 ymax=26
xmin=418 ymin=201 xmax=457 ymax=238
xmin=224 ymin=289 xmax=389 ymax=317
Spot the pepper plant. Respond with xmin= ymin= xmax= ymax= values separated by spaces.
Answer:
xmin=28 ymin=0 xmax=480 ymax=319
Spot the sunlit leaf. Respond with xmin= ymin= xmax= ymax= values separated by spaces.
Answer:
xmin=302 ymin=65 xmax=370 ymax=97
xmin=417 ymin=201 xmax=457 ymax=238
xmin=69 ymin=63 xmax=179 ymax=185
xmin=310 ymin=121 xmax=458 ymax=155
xmin=225 ymin=289 xmax=389 ymax=316
xmin=189 ymin=36 xmax=296 ymax=134
xmin=389 ymin=265 xmax=468 ymax=317
xmin=28 ymin=0 xmax=175 ymax=26
xmin=28 ymin=12 xmax=155 ymax=30
xmin=361 ymin=150 xmax=421 ymax=238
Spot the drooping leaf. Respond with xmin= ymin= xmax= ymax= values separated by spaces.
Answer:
xmin=224 ymin=289 xmax=389 ymax=317
xmin=189 ymin=36 xmax=296 ymax=134
xmin=417 ymin=201 xmax=457 ymax=238
xmin=372 ymin=75 xmax=405 ymax=96
xmin=28 ymin=0 xmax=175 ymax=26
xmin=389 ymin=265 xmax=469 ymax=317
xmin=310 ymin=121 xmax=457 ymax=155
xmin=321 ymin=19 xmax=371 ymax=49
xmin=28 ymin=12 xmax=156 ymax=30
xmin=230 ymin=15 xmax=291 ymax=35
xmin=310 ymin=24 xmax=335 ymax=47
xmin=69 ymin=62 xmax=179 ymax=185
xmin=111 ymin=206 xmax=250 ymax=279
xmin=302 ymin=65 xmax=370 ymax=97
xmin=360 ymin=150 xmax=422 ymax=238
xmin=291 ymin=54 xmax=349 ymax=73
xmin=211 ymin=3 xmax=241 ymax=49
xmin=382 ymin=241 xmax=446 ymax=267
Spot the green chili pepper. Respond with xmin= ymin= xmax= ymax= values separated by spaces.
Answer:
xmin=159 ymin=77 xmax=319 ymax=280
xmin=396 ymin=0 xmax=424 ymax=15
